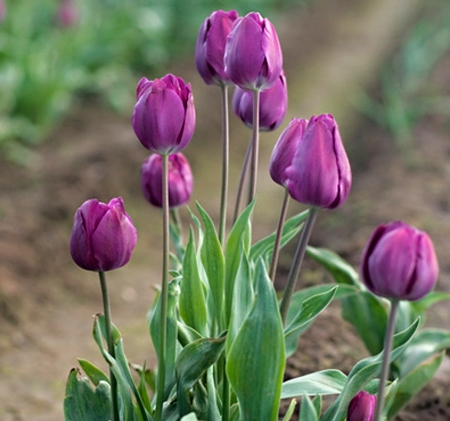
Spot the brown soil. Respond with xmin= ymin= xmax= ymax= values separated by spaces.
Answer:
xmin=1 ymin=0 xmax=450 ymax=420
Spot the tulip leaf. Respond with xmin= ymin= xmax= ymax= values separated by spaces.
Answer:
xmin=282 ymin=399 xmax=297 ymax=421
xmin=226 ymin=259 xmax=285 ymax=421
xmin=299 ymin=395 xmax=319 ymax=421
xmin=180 ymin=229 xmax=208 ymax=336
xmin=78 ymin=359 xmax=109 ymax=386
xmin=387 ymin=351 xmax=444 ymax=419
xmin=281 ymin=369 xmax=348 ymax=398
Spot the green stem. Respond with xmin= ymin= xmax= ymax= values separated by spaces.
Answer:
xmin=99 ymin=271 xmax=119 ymax=421
xmin=219 ymin=84 xmax=230 ymax=245
xmin=155 ymin=154 xmax=170 ymax=421
xmin=232 ymin=137 xmax=252 ymax=224
xmin=373 ymin=299 xmax=399 ymax=421
xmin=279 ymin=207 xmax=319 ymax=324
xmin=222 ymin=360 xmax=230 ymax=421
xmin=247 ymin=89 xmax=261 ymax=205
xmin=269 ymin=188 xmax=290 ymax=282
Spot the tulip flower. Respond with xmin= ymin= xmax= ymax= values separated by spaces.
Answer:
xmin=269 ymin=117 xmax=308 ymax=187
xmin=57 ymin=0 xmax=78 ymax=27
xmin=132 ymin=74 xmax=195 ymax=155
xmin=195 ymin=10 xmax=239 ymax=86
xmin=70 ymin=197 xmax=137 ymax=272
xmin=286 ymin=114 xmax=351 ymax=209
xmin=224 ymin=12 xmax=283 ymax=90
xmin=233 ymin=71 xmax=287 ymax=131
xmin=141 ymin=153 xmax=193 ymax=208
xmin=347 ymin=391 xmax=376 ymax=421
xmin=361 ymin=221 xmax=438 ymax=301
xmin=0 ymin=0 xmax=6 ymax=22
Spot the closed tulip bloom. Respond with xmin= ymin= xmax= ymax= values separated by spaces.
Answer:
xmin=70 ymin=198 xmax=137 ymax=272
xmin=233 ymin=71 xmax=287 ymax=131
xmin=286 ymin=114 xmax=351 ymax=209
xmin=361 ymin=221 xmax=438 ymax=301
xmin=224 ymin=12 xmax=283 ymax=90
xmin=132 ymin=74 xmax=195 ymax=155
xmin=269 ymin=117 xmax=308 ymax=187
xmin=347 ymin=391 xmax=376 ymax=421
xmin=195 ymin=10 xmax=239 ymax=86
xmin=141 ymin=153 xmax=193 ymax=208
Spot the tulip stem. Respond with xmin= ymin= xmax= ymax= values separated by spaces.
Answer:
xmin=373 ymin=299 xmax=399 ymax=421
xmin=233 ymin=136 xmax=252 ymax=223
xmin=219 ymin=84 xmax=230 ymax=245
xmin=269 ymin=188 xmax=290 ymax=282
xmin=279 ymin=207 xmax=319 ymax=324
xmin=98 ymin=271 xmax=118 ymax=421
xmin=247 ymin=89 xmax=261 ymax=205
xmin=155 ymin=154 xmax=170 ymax=421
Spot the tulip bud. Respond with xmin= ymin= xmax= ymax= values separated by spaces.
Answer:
xmin=233 ymin=71 xmax=287 ymax=131
xmin=195 ymin=10 xmax=239 ymax=86
xmin=286 ymin=114 xmax=351 ymax=209
xmin=141 ymin=153 xmax=193 ymax=209
xmin=347 ymin=391 xmax=376 ymax=421
xmin=132 ymin=74 xmax=196 ymax=155
xmin=361 ymin=221 xmax=438 ymax=301
xmin=57 ymin=0 xmax=78 ymax=28
xmin=224 ymin=12 xmax=283 ymax=90
xmin=269 ymin=117 xmax=308 ymax=187
xmin=70 ymin=198 xmax=137 ymax=272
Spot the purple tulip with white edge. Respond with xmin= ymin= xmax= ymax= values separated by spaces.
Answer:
xmin=286 ymin=114 xmax=351 ymax=209
xmin=195 ymin=10 xmax=239 ymax=86
xmin=361 ymin=221 xmax=438 ymax=301
xmin=70 ymin=198 xmax=137 ymax=272
xmin=141 ymin=153 xmax=193 ymax=209
xmin=233 ymin=71 xmax=287 ymax=131
xmin=224 ymin=12 xmax=283 ymax=90
xmin=269 ymin=117 xmax=308 ymax=187
xmin=347 ymin=391 xmax=376 ymax=421
xmin=132 ymin=74 xmax=196 ymax=155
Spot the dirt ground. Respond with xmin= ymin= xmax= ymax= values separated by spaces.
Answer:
xmin=1 ymin=0 xmax=450 ymax=420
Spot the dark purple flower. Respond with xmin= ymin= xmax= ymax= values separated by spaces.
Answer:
xmin=286 ymin=114 xmax=351 ymax=209
xmin=224 ymin=12 xmax=283 ymax=90
xmin=347 ymin=391 xmax=376 ymax=421
xmin=233 ymin=71 xmax=287 ymax=131
xmin=132 ymin=74 xmax=195 ymax=155
xmin=141 ymin=153 xmax=193 ymax=208
xmin=361 ymin=221 xmax=438 ymax=301
xmin=70 ymin=198 xmax=137 ymax=272
xmin=195 ymin=10 xmax=239 ymax=86
xmin=269 ymin=117 xmax=308 ymax=187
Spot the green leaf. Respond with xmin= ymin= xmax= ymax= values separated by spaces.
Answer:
xmin=64 ymin=368 xmax=111 ymax=421
xmin=299 ymin=395 xmax=319 ymax=421
xmin=282 ymin=399 xmax=297 ymax=421
xmin=179 ymin=229 xmax=208 ymax=336
xmin=226 ymin=260 xmax=285 ymax=421
xmin=78 ymin=359 xmax=109 ymax=386
xmin=281 ymin=370 xmax=347 ymax=398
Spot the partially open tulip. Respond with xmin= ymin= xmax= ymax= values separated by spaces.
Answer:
xmin=132 ymin=74 xmax=195 ymax=155
xmin=195 ymin=10 xmax=239 ymax=86
xmin=361 ymin=221 xmax=438 ymax=301
xmin=233 ymin=71 xmax=287 ymax=131
xmin=269 ymin=117 xmax=308 ymax=187
xmin=347 ymin=391 xmax=376 ymax=421
xmin=286 ymin=114 xmax=351 ymax=209
xmin=141 ymin=153 xmax=193 ymax=208
xmin=224 ymin=12 xmax=282 ymax=90
xmin=70 ymin=198 xmax=137 ymax=272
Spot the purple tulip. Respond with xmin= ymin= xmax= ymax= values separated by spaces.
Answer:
xmin=347 ymin=391 xmax=376 ymax=421
xmin=0 ymin=0 xmax=5 ymax=22
xmin=195 ymin=10 xmax=239 ymax=86
xmin=269 ymin=117 xmax=308 ymax=187
xmin=361 ymin=221 xmax=438 ymax=301
xmin=285 ymin=114 xmax=351 ymax=209
xmin=224 ymin=12 xmax=283 ymax=90
xmin=70 ymin=198 xmax=137 ymax=272
xmin=141 ymin=153 xmax=193 ymax=208
xmin=57 ymin=0 xmax=78 ymax=27
xmin=132 ymin=74 xmax=196 ymax=155
xmin=233 ymin=71 xmax=287 ymax=131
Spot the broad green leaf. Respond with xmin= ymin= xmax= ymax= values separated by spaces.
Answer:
xmin=180 ymin=229 xmax=208 ymax=336
xmin=64 ymin=368 xmax=111 ymax=421
xmin=180 ymin=413 xmax=200 ymax=421
xmin=299 ymin=395 xmax=318 ymax=421
xmin=281 ymin=370 xmax=347 ymax=398
xmin=78 ymin=359 xmax=109 ymax=386
xmin=226 ymin=260 xmax=285 ymax=421
xmin=306 ymin=246 xmax=360 ymax=286
xmin=410 ymin=291 xmax=450 ymax=314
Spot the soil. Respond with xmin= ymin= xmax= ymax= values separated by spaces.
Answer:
xmin=1 ymin=0 xmax=450 ymax=420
